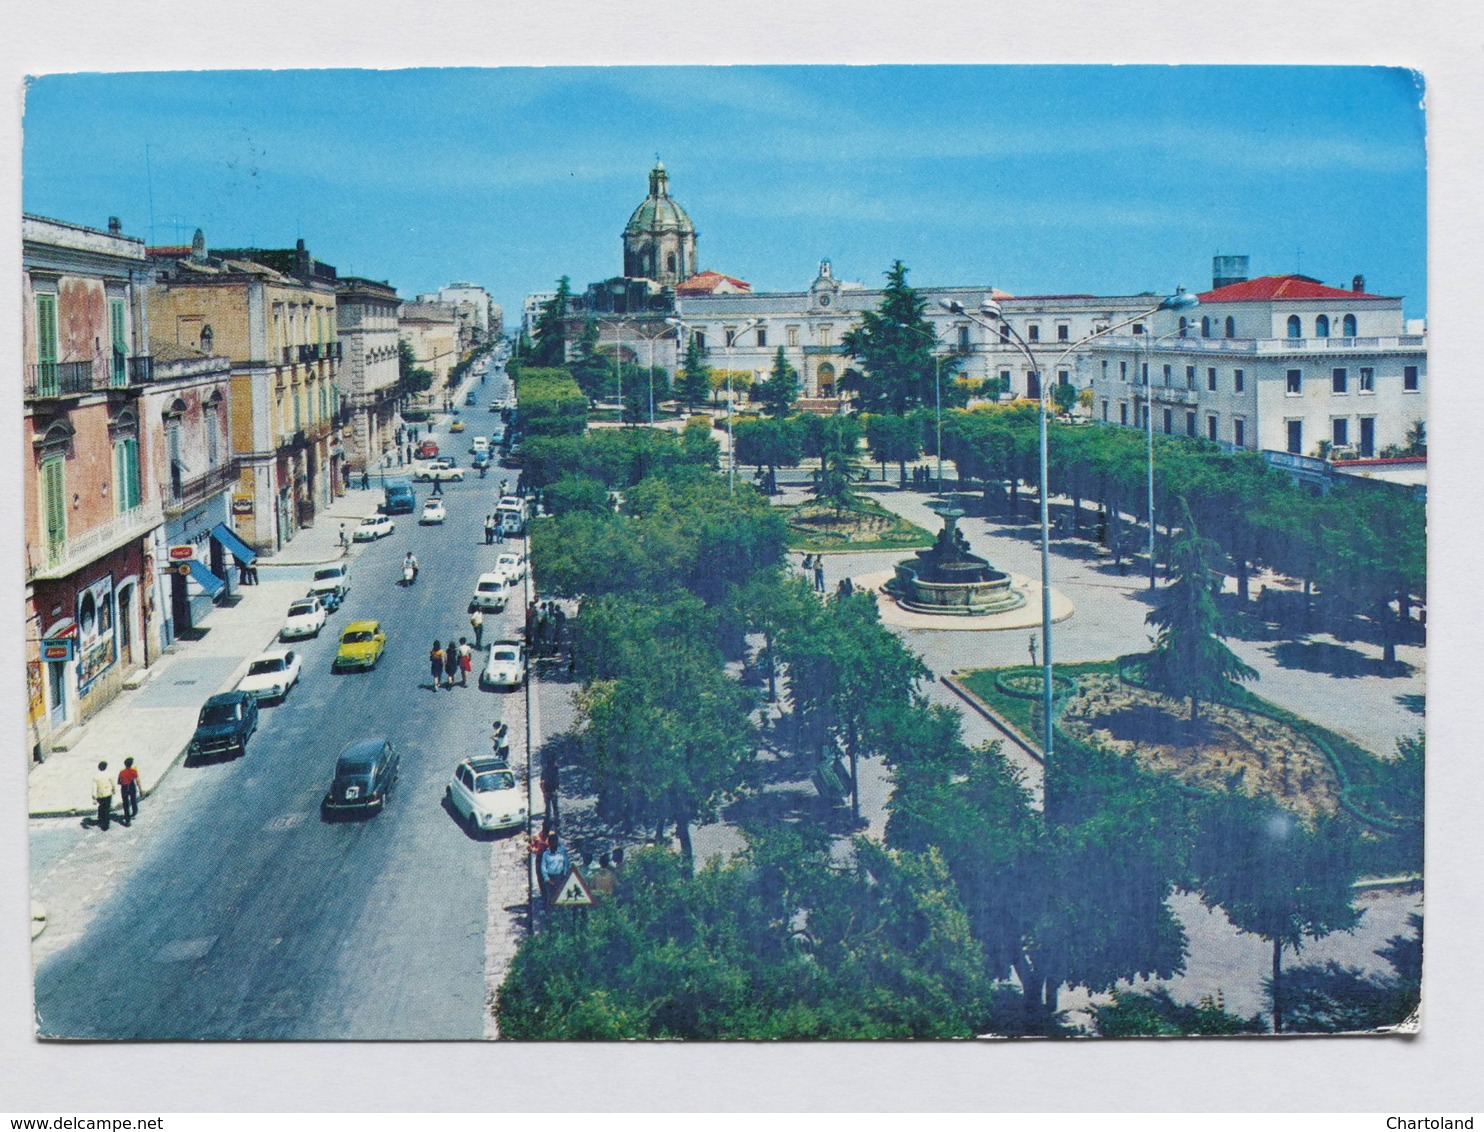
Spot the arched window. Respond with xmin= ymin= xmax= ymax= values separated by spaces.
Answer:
xmin=1315 ymin=314 xmax=1330 ymax=337
xmin=1225 ymin=316 xmax=1236 ymax=338
xmin=666 ymin=252 xmax=677 ymax=276
xmin=200 ymin=325 xmax=214 ymax=353
xmin=1200 ymin=316 xmax=1211 ymax=337
xmin=1287 ymin=315 xmax=1302 ymax=339
xmin=1178 ymin=317 xmax=1188 ymax=337
xmin=1342 ymin=313 xmax=1357 ymax=337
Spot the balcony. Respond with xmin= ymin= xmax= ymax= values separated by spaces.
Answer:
xmin=27 ymin=501 xmax=164 ymax=581
xmin=26 ymin=360 xmax=95 ymax=399
xmin=163 ymin=461 xmax=238 ymax=516
xmin=127 ymin=355 xmax=155 ymax=384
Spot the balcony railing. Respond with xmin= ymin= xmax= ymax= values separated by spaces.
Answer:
xmin=1098 ymin=334 xmax=1427 ymax=356
xmin=127 ymin=355 xmax=155 ymax=384
xmin=163 ymin=461 xmax=238 ymax=516
xmin=27 ymin=501 xmax=164 ymax=581
xmin=26 ymin=360 xmax=95 ymax=399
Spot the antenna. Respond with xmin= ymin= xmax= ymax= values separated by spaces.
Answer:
xmin=145 ymin=144 xmax=156 ymax=246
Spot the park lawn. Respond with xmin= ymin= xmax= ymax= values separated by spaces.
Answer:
xmin=958 ymin=659 xmax=1120 ymax=747
xmin=784 ymin=496 xmax=934 ymax=553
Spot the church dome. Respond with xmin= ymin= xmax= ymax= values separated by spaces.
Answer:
xmin=624 ymin=162 xmax=696 ymax=236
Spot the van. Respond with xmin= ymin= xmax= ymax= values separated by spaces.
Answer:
xmin=383 ymin=477 xmax=416 ymax=515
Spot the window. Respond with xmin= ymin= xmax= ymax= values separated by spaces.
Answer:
xmin=113 ymin=436 xmax=141 ymax=511
xmin=1186 ymin=411 xmax=1197 ymax=437
xmin=1102 ymin=400 xmax=1109 ymax=421
xmin=167 ymin=422 xmax=183 ymax=499
xmin=1027 ymin=324 xmax=1040 ymax=342
xmin=109 ymin=298 xmax=128 ymax=385
xmin=1026 ymin=371 xmax=1041 ymax=400
xmin=1056 ymin=323 xmax=1069 ymax=342
xmin=724 ymin=328 xmax=736 ymax=348
xmin=1332 ymin=418 xmax=1349 ymax=448
xmin=1359 ymin=367 xmax=1374 ymax=393
xmin=1140 ymin=404 xmax=1149 ymax=429
xmin=1234 ymin=418 xmax=1246 ymax=448
xmin=1120 ymin=361 xmax=1127 ymax=382
xmin=1315 ymin=314 xmax=1330 ymax=337
xmin=1163 ymin=408 xmax=1173 ymax=435
xmin=1186 ymin=365 xmax=1197 ymax=390
xmin=1178 ymin=317 xmax=1189 ymax=338
xmin=786 ymin=326 xmax=799 ymax=347
xmin=206 ymin=403 xmax=221 ymax=468
xmin=200 ymin=324 xmax=214 ymax=353
xmin=1162 ymin=364 xmax=1172 ymax=387
xmin=1225 ymin=316 xmax=1236 ymax=338
xmin=1286 ymin=420 xmax=1303 ymax=454
xmin=1332 ymin=368 xmax=1348 ymax=394
xmin=1359 ymin=417 xmax=1375 ymax=457
xmin=1342 ymin=313 xmax=1357 ymax=337
xmin=1120 ymin=402 xmax=1129 ymax=425
xmin=34 ymin=292 xmax=59 ymax=395
xmin=1286 ymin=369 xmax=1302 ymax=394
xmin=1207 ymin=367 xmax=1217 ymax=392
xmin=1140 ymin=362 xmax=1149 ymax=386
xmin=1101 ymin=360 xmax=1108 ymax=381
xmin=958 ymin=324 xmax=971 ymax=349
xmin=1200 ymin=316 xmax=1211 ymax=337
xmin=999 ymin=323 xmax=1011 ymax=343
xmin=666 ymin=252 xmax=677 ymax=276
xmin=818 ymin=325 xmax=832 ymax=347
xmin=756 ymin=328 xmax=767 ymax=348
xmin=1057 ymin=369 xmax=1070 ymax=388
xmin=1132 ymin=323 xmax=1145 ymax=336
xmin=1234 ymin=368 xmax=1245 ymax=393
xmin=694 ymin=332 xmax=706 ymax=351
xmin=1287 ymin=315 xmax=1302 ymax=339
xmin=1207 ymin=414 xmax=1218 ymax=441
xmin=999 ymin=369 xmax=1011 ymax=390
xmin=293 ymin=389 xmax=301 ymax=430
xmin=41 ymin=455 xmax=66 ymax=559
xmin=1404 ymin=365 xmax=1420 ymax=392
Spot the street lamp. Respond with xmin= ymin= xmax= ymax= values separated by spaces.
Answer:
xmin=597 ymin=320 xmax=625 ymax=424
xmin=631 ymin=323 xmax=672 ymax=425
xmin=943 ymin=287 xmax=1197 ymax=765
xmin=1141 ymin=320 xmax=1202 ymax=590
xmin=667 ymin=315 xmax=759 ymax=494
xmin=897 ymin=319 xmax=946 ymax=494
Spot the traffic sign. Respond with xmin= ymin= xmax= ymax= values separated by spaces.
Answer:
xmin=550 ymin=867 xmax=594 ymax=907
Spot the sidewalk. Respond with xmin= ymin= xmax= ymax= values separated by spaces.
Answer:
xmin=28 ymin=487 xmax=386 ymax=818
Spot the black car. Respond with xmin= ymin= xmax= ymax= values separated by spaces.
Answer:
xmin=322 ymin=737 xmax=400 ymax=819
xmin=187 ymin=690 xmax=259 ymax=761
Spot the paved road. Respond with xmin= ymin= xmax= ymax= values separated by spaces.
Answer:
xmin=33 ymin=367 xmax=528 ymax=1040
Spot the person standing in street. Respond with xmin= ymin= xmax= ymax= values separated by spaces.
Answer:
xmin=813 ymin=556 xmax=826 ymax=594
xmin=429 ymin=641 xmax=445 ymax=691
xmin=484 ymin=514 xmax=496 ymax=545
xmin=92 ymin=761 xmax=116 ymax=831
xmin=540 ymin=753 xmax=560 ymax=825
xmin=431 ymin=472 xmax=443 ymax=496
xmin=470 ymin=608 xmax=484 ymax=649
xmin=539 ymin=833 xmax=571 ymax=903
xmin=457 ymin=637 xmax=473 ymax=686
xmin=117 ymin=757 xmax=141 ymax=826
xmin=444 ymin=640 xmax=461 ymax=689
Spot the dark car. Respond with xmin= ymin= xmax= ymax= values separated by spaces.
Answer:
xmin=322 ymin=737 xmax=400 ymax=819
xmin=188 ymin=690 xmax=259 ymax=761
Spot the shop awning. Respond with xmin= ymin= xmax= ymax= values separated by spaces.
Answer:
xmin=185 ymin=558 xmax=227 ymax=598
xmin=210 ymin=522 xmax=258 ymax=566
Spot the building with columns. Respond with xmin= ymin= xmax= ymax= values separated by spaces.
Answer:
xmin=336 ymin=276 xmax=402 ymax=475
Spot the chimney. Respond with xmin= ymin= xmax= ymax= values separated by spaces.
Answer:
xmin=1212 ymin=254 xmax=1249 ymax=290
xmin=107 ymin=216 xmax=121 ymax=234
xmin=1352 ymin=274 xmax=1365 ymax=293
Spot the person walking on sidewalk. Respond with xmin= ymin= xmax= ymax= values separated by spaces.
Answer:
xmin=540 ymin=753 xmax=560 ymax=825
xmin=457 ymin=638 xmax=473 ymax=686
xmin=469 ymin=608 xmax=484 ymax=649
xmin=813 ymin=556 xmax=826 ymax=594
xmin=484 ymin=514 xmax=496 ymax=545
xmin=429 ymin=641 xmax=445 ymax=691
xmin=117 ymin=758 xmax=141 ymax=826
xmin=92 ymin=761 xmax=116 ymax=831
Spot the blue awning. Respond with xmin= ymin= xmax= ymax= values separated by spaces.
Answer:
xmin=185 ymin=558 xmax=227 ymax=598
xmin=210 ymin=522 xmax=258 ymax=566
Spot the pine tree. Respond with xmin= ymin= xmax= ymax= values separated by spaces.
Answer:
xmin=531 ymin=276 xmax=572 ymax=367
xmin=677 ymin=331 xmax=712 ymax=409
xmin=841 ymin=261 xmax=960 ymax=414
xmin=757 ymin=346 xmax=801 ymax=416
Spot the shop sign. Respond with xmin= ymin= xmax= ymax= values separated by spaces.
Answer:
xmin=40 ymin=638 xmax=75 ymax=662
xmin=232 ymin=494 xmax=254 ymax=515
xmin=168 ymin=545 xmax=196 ymax=561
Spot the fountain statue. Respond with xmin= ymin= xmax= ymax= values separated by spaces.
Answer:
xmin=886 ymin=497 xmax=1027 ymax=616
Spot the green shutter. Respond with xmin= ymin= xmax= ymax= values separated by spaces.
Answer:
xmin=42 ymin=457 xmax=66 ymax=562
xmin=35 ymin=294 xmax=58 ymax=395
xmin=113 ymin=438 xmax=140 ymax=511
xmin=110 ymin=298 xmax=127 ymax=384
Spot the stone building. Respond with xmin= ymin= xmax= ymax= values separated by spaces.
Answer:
xmin=337 ymin=276 xmax=402 ymax=475
xmin=399 ymin=300 xmax=460 ymax=386
xmin=623 ymin=161 xmax=698 ymax=286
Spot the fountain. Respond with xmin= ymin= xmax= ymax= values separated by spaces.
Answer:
xmin=885 ymin=498 xmax=1027 ymax=616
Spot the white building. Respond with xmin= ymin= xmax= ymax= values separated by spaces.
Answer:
xmin=522 ymin=291 xmax=557 ymax=340
xmin=336 ymin=276 xmax=402 ymax=473
xmin=1085 ymin=271 xmax=1426 ymax=458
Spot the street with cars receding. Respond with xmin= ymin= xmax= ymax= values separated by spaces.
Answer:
xmin=32 ymin=360 xmax=531 ymax=1040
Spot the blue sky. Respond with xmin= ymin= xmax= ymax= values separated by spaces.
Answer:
xmin=22 ymin=65 xmax=1427 ymax=320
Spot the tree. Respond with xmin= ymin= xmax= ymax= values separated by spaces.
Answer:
xmin=512 ymin=368 xmax=587 ymax=438
xmin=733 ymin=416 xmax=804 ymax=495
xmin=1145 ymin=501 xmax=1258 ymax=724
xmin=1052 ymin=380 xmax=1078 ymax=416
xmin=841 ymin=261 xmax=961 ymax=414
xmin=1190 ymin=793 xmax=1364 ymax=1033
xmin=567 ymin=318 xmax=614 ymax=402
xmin=1092 ymin=987 xmax=1264 ymax=1037
xmin=530 ymin=276 xmax=572 ymax=367
xmin=543 ymin=472 xmax=612 ymax=517
xmin=677 ymin=331 xmax=712 ymax=409
xmin=397 ymin=338 xmax=433 ymax=393
xmin=808 ymin=416 xmax=862 ymax=515
xmin=1270 ymin=913 xmax=1421 ymax=1033
xmin=864 ymin=413 xmax=923 ymax=486
xmin=756 ymin=346 xmax=801 ymax=417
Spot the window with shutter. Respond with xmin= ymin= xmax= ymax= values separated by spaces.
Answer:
xmin=110 ymin=298 xmax=128 ymax=385
xmin=36 ymin=294 xmax=59 ymax=395
xmin=42 ymin=457 xmax=66 ymax=561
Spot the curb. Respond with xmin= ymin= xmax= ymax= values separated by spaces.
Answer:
xmin=940 ymin=673 xmax=1044 ymax=766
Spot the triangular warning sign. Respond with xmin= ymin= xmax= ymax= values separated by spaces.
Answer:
xmin=551 ymin=867 xmax=594 ymax=906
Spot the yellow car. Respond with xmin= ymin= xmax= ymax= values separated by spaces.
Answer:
xmin=449 ymin=420 xmax=466 ymax=433
xmin=333 ymin=620 xmax=387 ymax=672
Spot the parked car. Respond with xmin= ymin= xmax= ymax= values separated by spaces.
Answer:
xmin=470 ymin=572 xmax=511 ymax=613
xmin=280 ymin=596 xmax=327 ymax=641
xmin=481 ymin=640 xmax=527 ymax=690
xmin=238 ymin=648 xmax=302 ymax=704
xmin=420 ymin=498 xmax=447 ymax=525
xmin=322 ymin=737 xmax=400 ymax=819
xmin=354 ymin=514 xmax=395 ymax=541
xmin=464 ymin=391 xmax=478 ymax=406
xmin=470 ymin=436 xmax=490 ymax=454
xmin=416 ymin=440 xmax=440 ymax=459
xmin=333 ymin=620 xmax=387 ymax=672
xmin=412 ymin=458 xmax=465 ymax=483
xmin=309 ymin=563 xmax=351 ymax=613
xmin=494 ymin=551 xmax=526 ymax=583
xmin=187 ymin=690 xmax=259 ymax=761
xmin=446 ymin=755 xmax=526 ymax=835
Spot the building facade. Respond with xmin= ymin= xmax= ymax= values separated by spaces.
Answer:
xmin=623 ymin=161 xmax=698 ymax=286
xmin=399 ymin=301 xmax=460 ymax=386
xmin=148 ymin=235 xmax=345 ymax=551
xmin=23 ymin=215 xmax=160 ymax=761
xmin=337 ymin=276 xmax=402 ymax=475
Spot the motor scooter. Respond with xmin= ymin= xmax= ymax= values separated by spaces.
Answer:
xmin=403 ymin=561 xmax=418 ymax=586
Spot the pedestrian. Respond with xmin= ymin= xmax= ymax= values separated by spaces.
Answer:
xmin=338 ymin=523 xmax=348 ymax=550
xmin=495 ymin=521 xmax=505 ymax=545
xmin=484 ymin=514 xmax=496 ymax=545
xmin=588 ymin=852 xmax=617 ymax=898
xmin=92 ymin=761 xmax=115 ymax=831
xmin=470 ymin=608 xmax=485 ymax=649
xmin=247 ymin=559 xmax=259 ymax=584
xmin=444 ymin=639 xmax=461 ymax=688
xmin=458 ymin=637 xmax=473 ymax=686
xmin=429 ymin=640 xmax=445 ymax=691
xmin=612 ymin=845 xmax=624 ymax=871
xmin=539 ymin=833 xmax=571 ymax=902
xmin=540 ymin=754 xmax=560 ymax=825
xmin=238 ymin=558 xmax=251 ymax=586
xmin=801 ymin=551 xmax=813 ymax=575
xmin=552 ymin=605 xmax=567 ymax=651
xmin=432 ymin=473 xmax=443 ymax=496
xmin=118 ymin=757 xmax=141 ymax=825
xmin=361 ymin=468 xmax=370 ymax=491
xmin=814 ymin=556 xmax=826 ymax=594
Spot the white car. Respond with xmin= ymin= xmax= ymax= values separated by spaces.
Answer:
xmin=412 ymin=459 xmax=465 ymax=483
xmin=238 ymin=648 xmax=302 ymax=703
xmin=470 ymin=572 xmax=510 ymax=613
xmin=497 ymin=495 xmax=522 ymax=511
xmin=420 ymin=498 xmax=447 ymax=525
xmin=446 ymin=755 xmax=527 ymax=835
xmin=494 ymin=552 xmax=526 ymax=583
xmin=470 ymin=436 xmax=490 ymax=454
xmin=353 ymin=514 xmax=395 ymax=541
xmin=280 ymin=596 xmax=327 ymax=640
xmin=482 ymin=640 xmax=527 ymax=690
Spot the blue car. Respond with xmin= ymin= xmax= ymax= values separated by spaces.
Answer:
xmin=472 ymin=451 xmax=491 ymax=470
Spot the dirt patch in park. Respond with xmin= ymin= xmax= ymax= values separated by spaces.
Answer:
xmin=785 ymin=501 xmax=930 ymax=549
xmin=1059 ymin=673 xmax=1341 ymax=820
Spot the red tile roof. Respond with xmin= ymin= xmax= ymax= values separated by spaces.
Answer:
xmin=675 ymin=270 xmax=752 ymax=295
xmin=1199 ymin=275 xmax=1396 ymax=303
xmin=146 ymin=245 xmax=193 ymax=257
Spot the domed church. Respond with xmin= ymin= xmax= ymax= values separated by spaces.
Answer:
xmin=622 ymin=161 xmax=698 ymax=285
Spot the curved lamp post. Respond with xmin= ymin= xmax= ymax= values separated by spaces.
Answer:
xmin=944 ymin=287 xmax=1198 ymax=765
xmin=631 ymin=323 xmax=672 ymax=424
xmin=669 ymin=316 xmax=758 ymax=494
xmin=596 ymin=319 xmax=626 ymax=425
xmin=1142 ymin=319 xmax=1202 ymax=590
